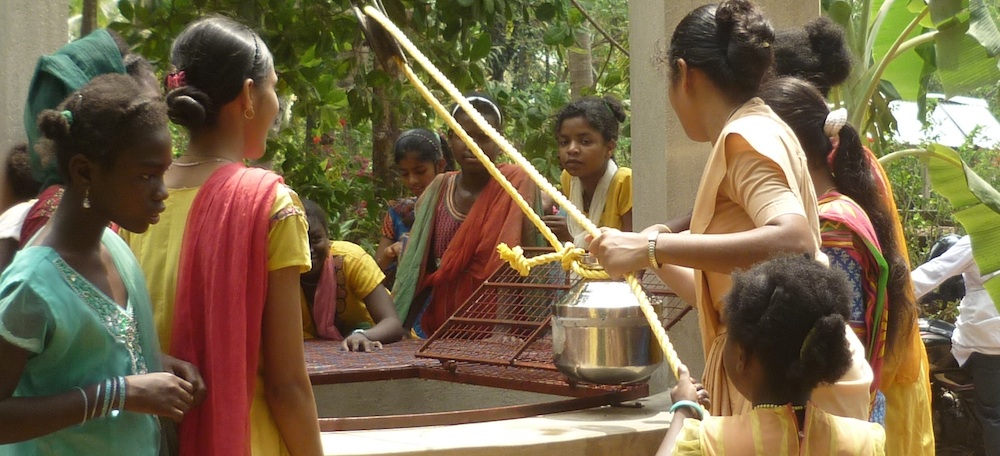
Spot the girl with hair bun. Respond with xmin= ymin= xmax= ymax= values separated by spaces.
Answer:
xmin=543 ymin=95 xmax=633 ymax=247
xmin=759 ymin=76 xmax=934 ymax=454
xmin=658 ymin=255 xmax=886 ymax=455
xmin=375 ymin=128 xmax=452 ymax=280
xmin=590 ymin=0 xmax=871 ymax=418
xmin=0 ymin=74 xmax=204 ymax=454
xmin=119 ymin=16 xmax=322 ymax=456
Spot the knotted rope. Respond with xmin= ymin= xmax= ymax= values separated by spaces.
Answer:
xmin=364 ymin=6 xmax=684 ymax=381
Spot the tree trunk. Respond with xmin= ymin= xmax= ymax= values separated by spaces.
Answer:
xmin=81 ymin=0 xmax=98 ymax=36
xmin=568 ymin=27 xmax=594 ymax=99
xmin=370 ymin=85 xmax=399 ymax=191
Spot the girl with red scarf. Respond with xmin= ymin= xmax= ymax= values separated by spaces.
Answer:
xmin=120 ymin=17 xmax=322 ymax=456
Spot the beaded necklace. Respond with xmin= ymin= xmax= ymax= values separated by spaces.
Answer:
xmin=170 ymin=154 xmax=237 ymax=167
xmin=752 ymin=403 xmax=805 ymax=411
xmin=753 ymin=403 xmax=807 ymax=439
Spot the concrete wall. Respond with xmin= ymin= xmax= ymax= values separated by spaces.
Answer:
xmin=0 ymin=0 xmax=66 ymax=209
xmin=629 ymin=0 xmax=819 ymax=391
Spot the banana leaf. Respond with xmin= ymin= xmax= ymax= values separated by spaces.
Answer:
xmin=881 ymin=144 xmax=1000 ymax=312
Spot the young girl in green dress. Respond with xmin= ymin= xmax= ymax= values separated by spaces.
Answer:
xmin=0 ymin=74 xmax=203 ymax=454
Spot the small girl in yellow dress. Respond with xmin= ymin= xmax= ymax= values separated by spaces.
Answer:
xmin=659 ymin=255 xmax=885 ymax=456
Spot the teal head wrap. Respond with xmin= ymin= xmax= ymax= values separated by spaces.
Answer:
xmin=23 ymin=29 xmax=126 ymax=187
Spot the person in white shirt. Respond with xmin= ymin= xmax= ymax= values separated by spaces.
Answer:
xmin=912 ymin=235 xmax=1000 ymax=453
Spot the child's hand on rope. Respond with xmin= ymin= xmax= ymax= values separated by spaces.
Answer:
xmin=588 ymin=227 xmax=649 ymax=279
xmin=670 ymin=364 xmax=710 ymax=412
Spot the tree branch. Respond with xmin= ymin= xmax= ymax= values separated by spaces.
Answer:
xmin=82 ymin=0 xmax=97 ymax=36
xmin=568 ymin=0 xmax=629 ymax=58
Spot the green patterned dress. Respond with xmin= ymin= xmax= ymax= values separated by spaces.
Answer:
xmin=0 ymin=229 xmax=162 ymax=455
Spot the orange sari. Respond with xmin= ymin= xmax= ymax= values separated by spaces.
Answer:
xmin=393 ymin=164 xmax=537 ymax=336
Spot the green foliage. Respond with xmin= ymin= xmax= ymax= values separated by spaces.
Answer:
xmin=96 ymin=0 xmax=630 ymax=248
xmin=883 ymin=146 xmax=962 ymax=264
xmin=883 ymin=139 xmax=1000 ymax=313
xmin=882 ymin=136 xmax=1000 ymax=266
xmin=824 ymin=0 xmax=1000 ymax=152
xmin=273 ymin=122 xmax=385 ymax=253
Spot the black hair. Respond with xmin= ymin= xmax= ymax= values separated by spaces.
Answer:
xmin=668 ymin=0 xmax=775 ymax=103
xmin=726 ymin=255 xmax=853 ymax=397
xmin=105 ymin=29 xmax=160 ymax=98
xmin=394 ymin=128 xmax=456 ymax=172
xmin=166 ymin=16 xmax=274 ymax=130
xmin=107 ymin=29 xmax=130 ymax=60
xmin=125 ymin=53 xmax=159 ymax=95
xmin=36 ymin=73 xmax=168 ymax=180
xmin=301 ymin=198 xmax=329 ymax=234
xmin=6 ymin=143 xmax=41 ymax=200
xmin=772 ymin=17 xmax=852 ymax=97
xmin=450 ymin=93 xmax=503 ymax=129
xmin=554 ymin=95 xmax=627 ymax=143
xmin=759 ymin=77 xmax=917 ymax=360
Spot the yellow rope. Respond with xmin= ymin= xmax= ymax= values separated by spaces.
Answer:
xmin=364 ymin=6 xmax=685 ymax=382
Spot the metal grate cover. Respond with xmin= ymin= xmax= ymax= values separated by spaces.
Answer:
xmin=416 ymin=248 xmax=692 ymax=371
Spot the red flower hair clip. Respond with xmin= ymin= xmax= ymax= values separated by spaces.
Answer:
xmin=166 ymin=71 xmax=187 ymax=90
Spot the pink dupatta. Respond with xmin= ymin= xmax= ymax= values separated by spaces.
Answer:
xmin=312 ymin=254 xmax=344 ymax=340
xmin=171 ymin=163 xmax=280 ymax=456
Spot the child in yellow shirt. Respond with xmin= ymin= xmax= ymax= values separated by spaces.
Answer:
xmin=300 ymin=199 xmax=405 ymax=351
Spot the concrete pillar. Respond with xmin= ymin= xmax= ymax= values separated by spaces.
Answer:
xmin=629 ymin=0 xmax=819 ymax=392
xmin=0 ymin=0 xmax=66 ymax=209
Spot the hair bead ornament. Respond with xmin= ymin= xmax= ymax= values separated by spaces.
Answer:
xmin=824 ymin=108 xmax=847 ymax=171
xmin=823 ymin=107 xmax=847 ymax=138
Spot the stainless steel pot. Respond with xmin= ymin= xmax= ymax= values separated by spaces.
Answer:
xmin=552 ymin=279 xmax=663 ymax=385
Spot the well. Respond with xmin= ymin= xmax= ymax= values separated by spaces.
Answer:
xmin=308 ymin=249 xmax=688 ymax=431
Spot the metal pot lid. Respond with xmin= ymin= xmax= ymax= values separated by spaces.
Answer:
xmin=558 ymin=280 xmax=642 ymax=309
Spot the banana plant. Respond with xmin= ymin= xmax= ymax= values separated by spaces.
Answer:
xmin=824 ymin=0 xmax=1000 ymax=151
xmin=881 ymin=144 xmax=1000 ymax=312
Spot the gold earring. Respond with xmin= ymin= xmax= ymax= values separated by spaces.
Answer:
xmin=244 ymin=107 xmax=255 ymax=120
xmin=83 ymin=188 xmax=91 ymax=209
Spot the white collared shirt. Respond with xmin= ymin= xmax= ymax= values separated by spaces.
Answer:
xmin=912 ymin=235 xmax=1000 ymax=365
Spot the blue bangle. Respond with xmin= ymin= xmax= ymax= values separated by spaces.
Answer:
xmin=669 ymin=400 xmax=705 ymax=420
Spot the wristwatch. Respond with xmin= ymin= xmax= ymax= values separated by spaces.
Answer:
xmin=647 ymin=231 xmax=660 ymax=269
xmin=351 ymin=328 xmax=369 ymax=339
